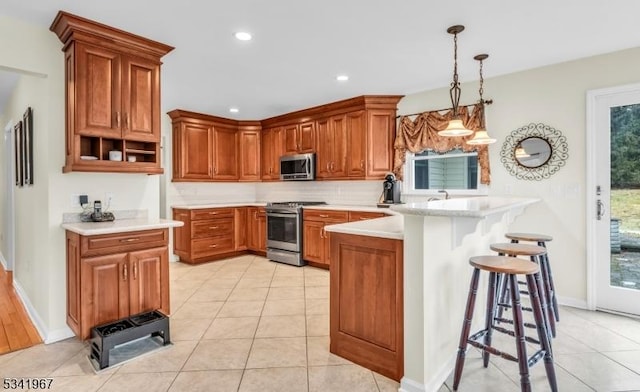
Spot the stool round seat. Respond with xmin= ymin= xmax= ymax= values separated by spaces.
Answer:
xmin=469 ymin=256 xmax=540 ymax=275
xmin=506 ymin=232 xmax=553 ymax=242
xmin=490 ymin=243 xmax=546 ymax=256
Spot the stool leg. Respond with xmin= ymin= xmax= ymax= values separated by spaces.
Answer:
xmin=496 ymin=252 xmax=510 ymax=321
xmin=509 ymin=274 xmax=532 ymax=392
xmin=453 ymin=268 xmax=481 ymax=391
xmin=539 ymin=241 xmax=560 ymax=323
xmin=483 ymin=272 xmax=498 ymax=367
xmin=526 ymin=274 xmax=558 ymax=392
xmin=531 ymin=255 xmax=556 ymax=339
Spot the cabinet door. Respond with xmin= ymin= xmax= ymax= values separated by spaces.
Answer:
xmin=329 ymin=115 xmax=348 ymax=177
xmin=75 ymin=43 xmax=121 ymax=138
xmin=180 ymin=122 xmax=213 ymax=179
xmin=212 ymin=125 xmax=239 ymax=180
xmin=315 ymin=118 xmax=332 ymax=178
xmin=172 ymin=209 xmax=190 ymax=254
xmin=247 ymin=207 xmax=260 ymax=250
xmin=283 ymin=124 xmax=299 ymax=155
xmin=261 ymin=128 xmax=274 ymax=179
xmin=129 ymin=247 xmax=168 ymax=316
xmin=257 ymin=209 xmax=267 ymax=252
xmin=303 ymin=220 xmax=325 ymax=263
xmin=121 ymin=55 xmax=160 ymax=142
xmin=80 ymin=253 xmax=129 ymax=339
xmin=235 ymin=208 xmax=248 ymax=251
xmin=346 ymin=111 xmax=366 ymax=177
xmin=299 ymin=121 xmax=315 ymax=153
xmin=239 ymin=130 xmax=261 ymax=181
xmin=367 ymin=110 xmax=395 ymax=178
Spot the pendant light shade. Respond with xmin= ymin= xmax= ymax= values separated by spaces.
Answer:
xmin=466 ymin=53 xmax=496 ymax=145
xmin=438 ymin=25 xmax=473 ymax=137
xmin=440 ymin=118 xmax=473 ymax=137
xmin=467 ymin=129 xmax=496 ymax=145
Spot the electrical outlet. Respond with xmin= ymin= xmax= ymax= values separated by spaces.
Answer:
xmin=79 ymin=194 xmax=88 ymax=206
xmin=70 ymin=194 xmax=80 ymax=208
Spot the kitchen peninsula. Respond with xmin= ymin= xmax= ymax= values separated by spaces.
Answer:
xmin=326 ymin=196 xmax=538 ymax=392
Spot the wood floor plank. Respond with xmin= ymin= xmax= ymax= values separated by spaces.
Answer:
xmin=0 ymin=265 xmax=42 ymax=353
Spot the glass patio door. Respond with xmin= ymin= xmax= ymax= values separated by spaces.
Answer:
xmin=591 ymin=84 xmax=640 ymax=315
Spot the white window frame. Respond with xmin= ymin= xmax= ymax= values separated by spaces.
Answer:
xmin=403 ymin=149 xmax=488 ymax=196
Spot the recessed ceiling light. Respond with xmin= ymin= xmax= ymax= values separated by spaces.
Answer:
xmin=336 ymin=75 xmax=349 ymax=82
xmin=229 ymin=107 xmax=239 ymax=113
xmin=234 ymin=32 xmax=252 ymax=41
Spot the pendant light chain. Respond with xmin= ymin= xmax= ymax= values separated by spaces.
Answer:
xmin=478 ymin=58 xmax=484 ymax=102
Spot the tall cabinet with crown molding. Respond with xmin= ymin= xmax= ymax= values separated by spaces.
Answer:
xmin=50 ymin=11 xmax=174 ymax=174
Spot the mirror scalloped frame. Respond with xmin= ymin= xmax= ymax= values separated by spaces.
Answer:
xmin=500 ymin=123 xmax=569 ymax=180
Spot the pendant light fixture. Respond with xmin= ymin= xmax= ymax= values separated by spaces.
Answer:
xmin=467 ymin=53 xmax=497 ymax=145
xmin=438 ymin=25 xmax=473 ymax=137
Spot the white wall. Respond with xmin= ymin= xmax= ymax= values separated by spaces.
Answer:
xmin=0 ymin=14 xmax=163 ymax=342
xmin=399 ymin=47 xmax=640 ymax=306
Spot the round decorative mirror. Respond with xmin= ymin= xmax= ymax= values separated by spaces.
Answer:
xmin=500 ymin=123 xmax=568 ymax=180
xmin=513 ymin=137 xmax=552 ymax=168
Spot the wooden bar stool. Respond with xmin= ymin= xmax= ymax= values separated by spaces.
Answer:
xmin=506 ymin=233 xmax=559 ymax=324
xmin=490 ymin=243 xmax=555 ymax=338
xmin=453 ymin=256 xmax=557 ymax=392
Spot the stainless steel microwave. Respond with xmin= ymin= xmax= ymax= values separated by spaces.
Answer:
xmin=280 ymin=153 xmax=315 ymax=181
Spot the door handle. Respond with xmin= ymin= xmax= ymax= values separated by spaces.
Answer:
xmin=133 ymin=262 xmax=137 ymax=280
xmin=116 ymin=112 xmax=121 ymax=129
xmin=123 ymin=263 xmax=128 ymax=281
xmin=124 ymin=112 xmax=129 ymax=130
xmin=596 ymin=199 xmax=605 ymax=220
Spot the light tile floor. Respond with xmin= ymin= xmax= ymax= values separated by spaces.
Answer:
xmin=1 ymin=255 xmax=639 ymax=392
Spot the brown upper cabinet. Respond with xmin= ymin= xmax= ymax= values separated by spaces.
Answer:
xmin=169 ymin=110 xmax=244 ymax=181
xmin=50 ymin=11 xmax=173 ymax=174
xmin=261 ymin=127 xmax=283 ymax=181
xmin=238 ymin=123 xmax=262 ymax=182
xmin=283 ymin=122 xmax=315 ymax=155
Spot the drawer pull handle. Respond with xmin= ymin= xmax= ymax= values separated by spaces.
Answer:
xmin=209 ymin=244 xmax=218 ymax=248
xmin=209 ymin=212 xmax=218 ymax=215
xmin=120 ymin=238 xmax=140 ymax=243
xmin=209 ymin=226 xmax=219 ymax=229
xmin=319 ymin=214 xmax=329 ymax=218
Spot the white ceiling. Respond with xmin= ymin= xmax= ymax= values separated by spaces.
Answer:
xmin=2 ymin=0 xmax=640 ymax=120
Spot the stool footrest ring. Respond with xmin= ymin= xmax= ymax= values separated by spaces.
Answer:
xmin=492 ymin=325 xmax=541 ymax=345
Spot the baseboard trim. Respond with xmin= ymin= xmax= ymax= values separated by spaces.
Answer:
xmin=424 ymin=353 xmax=456 ymax=392
xmin=400 ymin=376 xmax=426 ymax=392
xmin=0 ymin=250 xmax=7 ymax=270
xmin=557 ymin=295 xmax=588 ymax=310
xmin=12 ymin=279 xmax=75 ymax=344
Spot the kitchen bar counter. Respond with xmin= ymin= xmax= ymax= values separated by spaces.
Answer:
xmin=324 ymin=215 xmax=403 ymax=240
xmin=392 ymin=196 xmax=539 ymax=392
xmin=61 ymin=218 xmax=183 ymax=236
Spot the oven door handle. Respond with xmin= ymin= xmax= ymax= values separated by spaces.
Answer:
xmin=266 ymin=212 xmax=298 ymax=218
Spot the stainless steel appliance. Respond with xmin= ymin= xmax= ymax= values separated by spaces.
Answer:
xmin=380 ymin=173 xmax=401 ymax=204
xmin=266 ymin=201 xmax=326 ymax=266
xmin=280 ymin=153 xmax=316 ymax=181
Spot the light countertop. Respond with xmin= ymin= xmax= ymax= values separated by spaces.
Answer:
xmin=390 ymin=196 xmax=540 ymax=218
xmin=172 ymin=202 xmax=266 ymax=210
xmin=302 ymin=204 xmax=399 ymax=215
xmin=62 ymin=218 xmax=184 ymax=236
xmin=325 ymin=215 xmax=403 ymax=240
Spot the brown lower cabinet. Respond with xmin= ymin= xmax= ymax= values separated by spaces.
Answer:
xmin=65 ymin=228 xmax=170 ymax=340
xmin=173 ymin=206 xmax=266 ymax=263
xmin=303 ymin=209 xmax=387 ymax=268
xmin=329 ymin=232 xmax=404 ymax=381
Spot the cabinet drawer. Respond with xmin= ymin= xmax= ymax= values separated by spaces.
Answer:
xmin=303 ymin=209 xmax=349 ymax=222
xmin=81 ymin=229 xmax=168 ymax=256
xmin=192 ymin=236 xmax=234 ymax=257
xmin=191 ymin=219 xmax=234 ymax=239
xmin=191 ymin=208 xmax=234 ymax=220
xmin=348 ymin=211 xmax=387 ymax=222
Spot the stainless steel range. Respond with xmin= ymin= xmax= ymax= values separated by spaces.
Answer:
xmin=266 ymin=201 xmax=327 ymax=266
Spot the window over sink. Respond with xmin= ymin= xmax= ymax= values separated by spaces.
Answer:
xmin=404 ymin=148 xmax=487 ymax=195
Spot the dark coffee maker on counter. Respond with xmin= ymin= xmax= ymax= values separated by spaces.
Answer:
xmin=379 ymin=173 xmax=401 ymax=205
